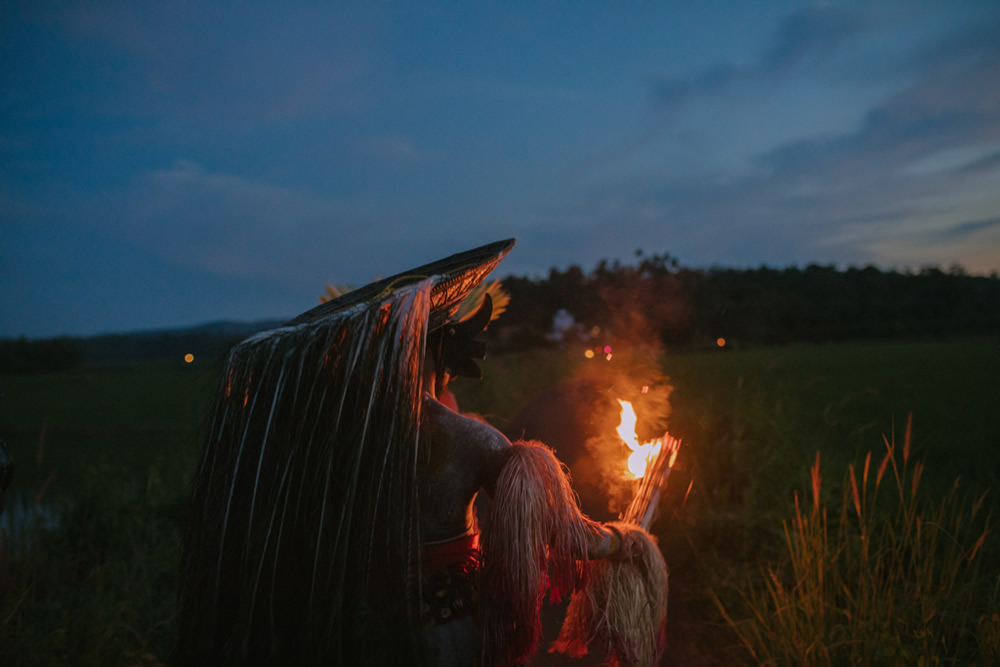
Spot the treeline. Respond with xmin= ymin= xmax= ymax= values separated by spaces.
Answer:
xmin=3 ymin=258 xmax=998 ymax=371
xmin=498 ymin=254 xmax=1000 ymax=348
xmin=0 ymin=337 xmax=82 ymax=373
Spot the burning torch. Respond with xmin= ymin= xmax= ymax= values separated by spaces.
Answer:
xmin=614 ymin=398 xmax=682 ymax=530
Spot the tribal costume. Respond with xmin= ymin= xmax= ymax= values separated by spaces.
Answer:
xmin=176 ymin=240 xmax=668 ymax=666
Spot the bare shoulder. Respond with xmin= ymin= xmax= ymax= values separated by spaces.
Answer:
xmin=424 ymin=396 xmax=509 ymax=447
xmin=423 ymin=396 xmax=512 ymax=484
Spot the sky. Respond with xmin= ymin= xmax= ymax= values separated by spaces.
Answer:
xmin=3 ymin=2 xmax=1000 ymax=338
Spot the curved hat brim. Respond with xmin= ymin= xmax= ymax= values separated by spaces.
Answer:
xmin=285 ymin=238 xmax=515 ymax=330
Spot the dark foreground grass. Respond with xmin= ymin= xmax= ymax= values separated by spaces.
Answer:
xmin=0 ymin=339 xmax=997 ymax=665
xmin=1 ymin=361 xmax=213 ymax=666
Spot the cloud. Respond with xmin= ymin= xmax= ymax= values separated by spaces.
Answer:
xmin=1 ymin=156 xmax=524 ymax=335
xmin=81 ymin=160 xmax=515 ymax=291
xmin=755 ymin=22 xmax=1000 ymax=184
xmin=761 ymin=5 xmax=862 ymax=70
xmin=0 ymin=216 xmax=304 ymax=337
xmin=68 ymin=161 xmax=378 ymax=285
xmin=649 ymin=65 xmax=740 ymax=108
xmin=936 ymin=216 xmax=1000 ymax=239
xmin=649 ymin=5 xmax=863 ymax=109
xmin=566 ymin=12 xmax=1000 ymax=274
xmin=956 ymin=149 xmax=1000 ymax=176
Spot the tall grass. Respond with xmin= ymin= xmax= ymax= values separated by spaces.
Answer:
xmin=717 ymin=414 xmax=996 ymax=664
xmin=0 ymin=363 xmax=207 ymax=666
xmin=1 ymin=465 xmax=181 ymax=666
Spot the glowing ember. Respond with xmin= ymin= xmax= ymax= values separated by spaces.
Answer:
xmin=616 ymin=399 xmax=664 ymax=478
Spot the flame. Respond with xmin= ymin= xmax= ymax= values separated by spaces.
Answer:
xmin=616 ymin=399 xmax=664 ymax=479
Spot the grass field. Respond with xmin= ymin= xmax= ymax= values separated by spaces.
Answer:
xmin=1 ymin=338 xmax=997 ymax=665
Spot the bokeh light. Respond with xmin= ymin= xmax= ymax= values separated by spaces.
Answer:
xmin=184 ymin=353 xmax=195 ymax=363
xmin=584 ymin=349 xmax=595 ymax=359
xmin=716 ymin=337 xmax=726 ymax=348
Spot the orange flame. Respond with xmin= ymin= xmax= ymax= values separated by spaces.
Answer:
xmin=616 ymin=399 xmax=664 ymax=479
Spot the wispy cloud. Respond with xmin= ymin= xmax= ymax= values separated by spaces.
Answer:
xmin=649 ymin=64 xmax=740 ymax=109
xmin=754 ymin=17 xmax=1000 ymax=189
xmin=114 ymin=161 xmax=374 ymax=280
xmin=936 ymin=216 xmax=1000 ymax=239
xmin=566 ymin=10 xmax=1000 ymax=273
xmin=761 ymin=5 xmax=862 ymax=71
xmin=650 ymin=5 xmax=863 ymax=109
xmin=956 ymin=149 xmax=1000 ymax=176
xmin=83 ymin=160 xmax=501 ymax=289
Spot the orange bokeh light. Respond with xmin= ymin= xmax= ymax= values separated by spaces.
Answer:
xmin=716 ymin=337 xmax=726 ymax=348
xmin=184 ymin=353 xmax=195 ymax=363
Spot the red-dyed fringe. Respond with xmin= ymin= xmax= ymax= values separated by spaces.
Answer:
xmin=479 ymin=441 xmax=600 ymax=667
xmin=551 ymin=523 xmax=668 ymax=667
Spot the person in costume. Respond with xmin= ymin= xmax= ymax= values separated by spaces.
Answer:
xmin=176 ymin=240 xmax=667 ymax=666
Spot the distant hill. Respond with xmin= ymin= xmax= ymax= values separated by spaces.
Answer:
xmin=75 ymin=318 xmax=289 ymax=365
xmin=172 ymin=319 xmax=290 ymax=337
xmin=0 ymin=319 xmax=292 ymax=371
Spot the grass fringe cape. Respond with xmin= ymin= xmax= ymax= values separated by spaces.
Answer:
xmin=551 ymin=522 xmax=669 ymax=666
xmin=480 ymin=441 xmax=597 ymax=666
xmin=481 ymin=442 xmax=668 ymax=667
xmin=177 ymin=281 xmax=431 ymax=666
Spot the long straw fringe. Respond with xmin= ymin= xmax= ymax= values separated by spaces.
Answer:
xmin=552 ymin=523 xmax=669 ymax=667
xmin=480 ymin=441 xmax=599 ymax=667
xmin=177 ymin=281 xmax=432 ymax=665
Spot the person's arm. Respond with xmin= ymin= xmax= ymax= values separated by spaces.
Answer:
xmin=587 ymin=522 xmax=622 ymax=560
xmin=585 ymin=520 xmax=643 ymax=561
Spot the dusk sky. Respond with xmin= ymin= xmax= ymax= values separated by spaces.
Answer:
xmin=3 ymin=2 xmax=1000 ymax=337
